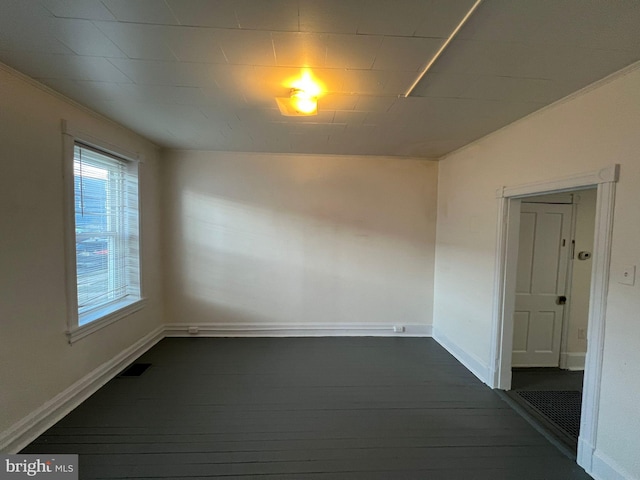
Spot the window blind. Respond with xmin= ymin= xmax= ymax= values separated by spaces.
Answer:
xmin=73 ymin=144 xmax=140 ymax=324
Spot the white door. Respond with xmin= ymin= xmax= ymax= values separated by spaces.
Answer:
xmin=512 ymin=203 xmax=573 ymax=367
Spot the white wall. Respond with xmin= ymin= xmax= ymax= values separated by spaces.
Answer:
xmin=0 ymin=66 xmax=164 ymax=440
xmin=162 ymin=150 xmax=438 ymax=333
xmin=434 ymin=65 xmax=640 ymax=478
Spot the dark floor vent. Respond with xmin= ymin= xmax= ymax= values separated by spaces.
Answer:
xmin=118 ymin=363 xmax=151 ymax=377
xmin=516 ymin=390 xmax=582 ymax=438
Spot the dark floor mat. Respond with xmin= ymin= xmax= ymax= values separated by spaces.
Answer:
xmin=516 ymin=390 xmax=582 ymax=438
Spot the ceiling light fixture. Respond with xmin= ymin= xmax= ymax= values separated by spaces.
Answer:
xmin=277 ymin=88 xmax=318 ymax=116
xmin=277 ymin=70 xmax=322 ymax=116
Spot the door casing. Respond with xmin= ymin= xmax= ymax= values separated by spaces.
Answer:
xmin=489 ymin=165 xmax=618 ymax=473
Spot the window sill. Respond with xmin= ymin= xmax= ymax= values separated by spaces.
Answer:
xmin=67 ymin=297 xmax=147 ymax=344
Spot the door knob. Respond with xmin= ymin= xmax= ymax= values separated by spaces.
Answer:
xmin=557 ymin=295 xmax=567 ymax=305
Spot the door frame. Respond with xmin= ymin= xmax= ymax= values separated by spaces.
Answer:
xmin=489 ymin=164 xmax=619 ymax=471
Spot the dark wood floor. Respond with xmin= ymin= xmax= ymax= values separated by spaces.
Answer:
xmin=512 ymin=367 xmax=584 ymax=392
xmin=23 ymin=338 xmax=593 ymax=479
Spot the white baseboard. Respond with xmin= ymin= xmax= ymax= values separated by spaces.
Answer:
xmin=0 ymin=325 xmax=164 ymax=453
xmin=164 ymin=322 xmax=432 ymax=338
xmin=577 ymin=437 xmax=595 ymax=473
xmin=433 ymin=328 xmax=491 ymax=386
xmin=561 ymin=352 xmax=586 ymax=371
xmin=591 ymin=449 xmax=635 ymax=480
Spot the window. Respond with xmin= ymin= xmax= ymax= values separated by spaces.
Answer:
xmin=66 ymin=140 xmax=143 ymax=338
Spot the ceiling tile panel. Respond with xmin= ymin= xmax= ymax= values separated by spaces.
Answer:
xmin=273 ymin=33 xmax=384 ymax=70
xmin=430 ymin=38 xmax=640 ymax=91
xmin=330 ymin=69 xmax=415 ymax=95
xmin=217 ymin=30 xmax=276 ymax=66
xmin=213 ymin=65 xmax=293 ymax=106
xmin=166 ymin=27 xmax=227 ymax=63
xmin=460 ymin=0 xmax=640 ymax=51
xmin=198 ymin=105 xmax=241 ymax=124
xmin=101 ymin=0 xmax=180 ymax=25
xmin=320 ymin=94 xmax=359 ymax=110
xmin=525 ymin=45 xmax=640 ymax=86
xmin=410 ymin=72 xmax=474 ymax=98
xmin=462 ymin=75 xmax=561 ymax=103
xmin=413 ymin=0 xmax=479 ymax=37
xmin=234 ymin=0 xmax=299 ymax=31
xmin=107 ymin=58 xmax=216 ymax=87
xmin=455 ymin=0 xmax=548 ymax=42
xmin=287 ymin=123 xmax=345 ymax=137
xmin=228 ymin=126 xmax=277 ymax=146
xmin=275 ymin=109 xmax=337 ymax=124
xmin=289 ymin=135 xmax=330 ymax=152
xmin=332 ymin=110 xmax=369 ymax=125
xmin=325 ymin=34 xmax=383 ymax=69
xmin=354 ymin=96 xmax=398 ymax=112
xmin=531 ymin=0 xmax=640 ymax=50
xmin=164 ymin=0 xmax=240 ymax=28
xmin=39 ymin=0 xmax=116 ymax=20
xmin=325 ymin=69 xmax=373 ymax=94
xmin=299 ymin=0 xmax=364 ymax=34
xmin=0 ymin=2 xmax=73 ymax=55
xmin=98 ymin=101 xmax=212 ymax=143
xmin=212 ymin=64 xmax=262 ymax=90
xmin=200 ymin=86 xmax=248 ymax=108
xmin=373 ymin=37 xmax=443 ymax=72
xmin=118 ymin=85 xmax=209 ymax=105
xmin=32 ymin=77 xmax=127 ymax=104
xmin=429 ymin=40 xmax=542 ymax=77
xmin=234 ymin=108 xmax=282 ymax=124
xmin=360 ymin=111 xmax=385 ymax=126
xmin=0 ymin=51 xmax=132 ymax=82
xmin=379 ymin=71 xmax=419 ymax=95
xmin=94 ymin=22 xmax=177 ymax=61
xmin=272 ymin=33 xmax=328 ymax=67
xmin=479 ymin=100 xmax=547 ymax=126
xmin=357 ymin=0 xmax=463 ymax=37
xmin=357 ymin=0 xmax=428 ymax=36
xmin=51 ymin=18 xmax=126 ymax=57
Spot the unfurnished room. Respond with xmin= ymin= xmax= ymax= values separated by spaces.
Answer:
xmin=1 ymin=1 xmax=639 ymax=479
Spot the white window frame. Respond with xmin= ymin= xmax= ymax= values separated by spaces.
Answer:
xmin=62 ymin=121 xmax=146 ymax=343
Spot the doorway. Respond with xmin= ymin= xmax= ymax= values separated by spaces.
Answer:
xmin=490 ymin=165 xmax=618 ymax=471
xmin=508 ymin=190 xmax=596 ymax=453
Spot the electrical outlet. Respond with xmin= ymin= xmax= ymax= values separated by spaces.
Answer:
xmin=578 ymin=328 xmax=586 ymax=340
xmin=188 ymin=326 xmax=199 ymax=335
xmin=619 ymin=265 xmax=636 ymax=286
xmin=393 ymin=325 xmax=405 ymax=333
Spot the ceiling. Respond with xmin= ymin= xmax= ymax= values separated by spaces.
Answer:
xmin=2 ymin=0 xmax=640 ymax=158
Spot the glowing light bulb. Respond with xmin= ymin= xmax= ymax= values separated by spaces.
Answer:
xmin=291 ymin=89 xmax=317 ymax=114
xmin=276 ymin=69 xmax=324 ymax=116
xmin=292 ymin=71 xmax=321 ymax=97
